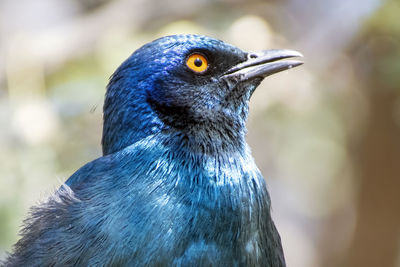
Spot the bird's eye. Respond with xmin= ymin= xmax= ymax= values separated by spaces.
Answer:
xmin=186 ymin=53 xmax=208 ymax=74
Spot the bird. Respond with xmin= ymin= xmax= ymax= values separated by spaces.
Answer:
xmin=3 ymin=34 xmax=302 ymax=267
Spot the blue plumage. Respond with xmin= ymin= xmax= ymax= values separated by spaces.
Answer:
xmin=4 ymin=34 xmax=302 ymax=266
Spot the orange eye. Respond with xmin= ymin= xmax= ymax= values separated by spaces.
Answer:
xmin=186 ymin=53 xmax=208 ymax=73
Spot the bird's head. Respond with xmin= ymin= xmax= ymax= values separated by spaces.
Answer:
xmin=102 ymin=34 xmax=302 ymax=155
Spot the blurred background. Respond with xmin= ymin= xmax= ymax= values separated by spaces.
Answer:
xmin=0 ymin=0 xmax=399 ymax=266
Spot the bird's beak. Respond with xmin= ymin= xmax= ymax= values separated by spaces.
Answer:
xmin=221 ymin=49 xmax=303 ymax=82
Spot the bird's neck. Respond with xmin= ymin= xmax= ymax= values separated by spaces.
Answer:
xmin=102 ymin=100 xmax=248 ymax=157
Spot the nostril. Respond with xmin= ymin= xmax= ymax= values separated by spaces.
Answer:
xmin=249 ymin=53 xmax=258 ymax=59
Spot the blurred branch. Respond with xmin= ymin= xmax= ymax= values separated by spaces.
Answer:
xmin=340 ymin=2 xmax=400 ymax=265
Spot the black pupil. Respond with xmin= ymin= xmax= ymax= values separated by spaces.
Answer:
xmin=194 ymin=58 xmax=203 ymax=67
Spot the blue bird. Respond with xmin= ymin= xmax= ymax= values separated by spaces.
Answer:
xmin=4 ymin=35 xmax=302 ymax=267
